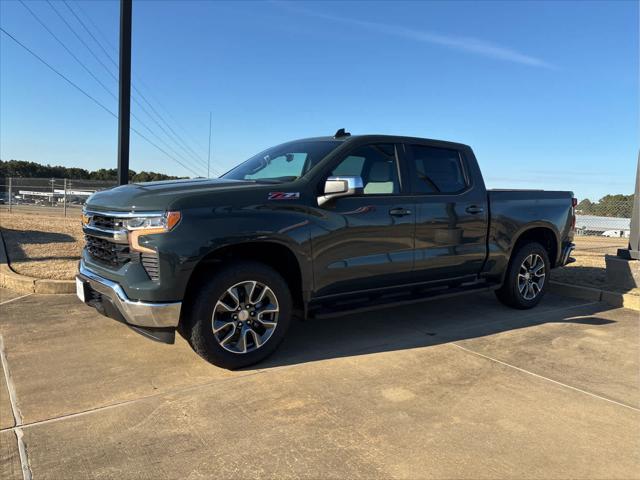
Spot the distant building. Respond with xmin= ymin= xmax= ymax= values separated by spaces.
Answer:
xmin=576 ymin=215 xmax=631 ymax=237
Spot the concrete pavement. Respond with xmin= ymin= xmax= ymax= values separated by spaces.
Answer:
xmin=0 ymin=289 xmax=638 ymax=479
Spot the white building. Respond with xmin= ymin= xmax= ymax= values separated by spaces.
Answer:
xmin=576 ymin=215 xmax=631 ymax=237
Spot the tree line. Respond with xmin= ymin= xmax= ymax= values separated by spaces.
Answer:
xmin=0 ymin=159 xmax=183 ymax=182
xmin=577 ymin=194 xmax=634 ymax=218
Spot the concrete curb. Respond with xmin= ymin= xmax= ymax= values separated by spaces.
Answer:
xmin=550 ymin=281 xmax=639 ymax=311
xmin=0 ymin=229 xmax=76 ymax=295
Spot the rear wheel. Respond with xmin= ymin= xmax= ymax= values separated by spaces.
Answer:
xmin=185 ymin=261 xmax=292 ymax=369
xmin=495 ymin=242 xmax=549 ymax=309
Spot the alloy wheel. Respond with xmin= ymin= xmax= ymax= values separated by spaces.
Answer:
xmin=211 ymin=280 xmax=279 ymax=354
xmin=517 ymin=253 xmax=546 ymax=300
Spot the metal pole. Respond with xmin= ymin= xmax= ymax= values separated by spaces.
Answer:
xmin=8 ymin=177 xmax=12 ymax=214
xmin=63 ymin=178 xmax=67 ymax=217
xmin=628 ymin=151 xmax=639 ymax=259
xmin=117 ymin=0 xmax=132 ymax=186
xmin=207 ymin=111 xmax=212 ymax=178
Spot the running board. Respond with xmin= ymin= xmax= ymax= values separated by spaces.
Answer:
xmin=309 ymin=281 xmax=498 ymax=319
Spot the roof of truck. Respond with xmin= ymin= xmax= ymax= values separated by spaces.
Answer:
xmin=292 ymin=133 xmax=472 ymax=150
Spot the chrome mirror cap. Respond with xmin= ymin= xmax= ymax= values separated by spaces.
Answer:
xmin=317 ymin=176 xmax=364 ymax=206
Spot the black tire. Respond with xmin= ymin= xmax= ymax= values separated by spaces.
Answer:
xmin=495 ymin=242 xmax=550 ymax=309
xmin=184 ymin=261 xmax=292 ymax=369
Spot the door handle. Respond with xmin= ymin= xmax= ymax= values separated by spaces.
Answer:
xmin=465 ymin=205 xmax=484 ymax=214
xmin=389 ymin=207 xmax=412 ymax=217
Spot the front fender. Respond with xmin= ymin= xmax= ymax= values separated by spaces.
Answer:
xmin=145 ymin=205 xmax=315 ymax=301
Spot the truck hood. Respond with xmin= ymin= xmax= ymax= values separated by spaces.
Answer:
xmin=85 ymin=178 xmax=256 ymax=212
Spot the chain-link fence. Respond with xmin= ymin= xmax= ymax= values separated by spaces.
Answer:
xmin=0 ymin=177 xmax=117 ymax=217
xmin=575 ymin=200 xmax=633 ymax=255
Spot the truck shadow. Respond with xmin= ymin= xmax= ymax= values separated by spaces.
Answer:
xmin=256 ymin=293 xmax=616 ymax=369
xmin=1 ymin=227 xmax=76 ymax=262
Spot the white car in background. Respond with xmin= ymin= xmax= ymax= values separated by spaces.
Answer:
xmin=602 ymin=229 xmax=630 ymax=238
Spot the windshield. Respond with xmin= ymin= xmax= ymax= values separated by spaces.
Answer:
xmin=222 ymin=140 xmax=341 ymax=183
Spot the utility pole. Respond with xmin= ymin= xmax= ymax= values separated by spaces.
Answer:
xmin=117 ymin=0 xmax=132 ymax=186
xmin=207 ymin=111 xmax=212 ymax=178
xmin=63 ymin=178 xmax=68 ymax=217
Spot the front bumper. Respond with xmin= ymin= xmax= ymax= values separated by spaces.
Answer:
xmin=77 ymin=261 xmax=182 ymax=331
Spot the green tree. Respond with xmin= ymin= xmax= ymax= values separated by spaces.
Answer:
xmin=0 ymin=159 xmax=182 ymax=182
xmin=576 ymin=198 xmax=594 ymax=214
xmin=593 ymin=194 xmax=634 ymax=218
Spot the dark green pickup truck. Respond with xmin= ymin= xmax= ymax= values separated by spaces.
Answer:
xmin=77 ymin=131 xmax=576 ymax=368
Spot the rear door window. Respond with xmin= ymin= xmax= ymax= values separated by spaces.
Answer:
xmin=409 ymin=145 xmax=467 ymax=194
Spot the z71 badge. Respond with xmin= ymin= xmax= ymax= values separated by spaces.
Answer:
xmin=268 ymin=192 xmax=300 ymax=200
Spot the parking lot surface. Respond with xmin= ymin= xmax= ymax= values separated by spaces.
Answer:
xmin=1 ymin=289 xmax=638 ymax=479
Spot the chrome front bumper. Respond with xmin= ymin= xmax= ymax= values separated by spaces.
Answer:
xmin=77 ymin=262 xmax=181 ymax=328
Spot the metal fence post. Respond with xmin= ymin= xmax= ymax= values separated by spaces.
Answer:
xmin=628 ymin=152 xmax=639 ymax=259
xmin=8 ymin=177 xmax=12 ymax=214
xmin=63 ymin=178 xmax=68 ymax=217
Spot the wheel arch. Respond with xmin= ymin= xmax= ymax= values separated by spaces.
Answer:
xmin=510 ymin=224 xmax=560 ymax=269
xmin=180 ymin=240 xmax=307 ymax=327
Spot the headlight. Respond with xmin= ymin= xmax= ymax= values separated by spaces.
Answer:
xmin=127 ymin=211 xmax=181 ymax=253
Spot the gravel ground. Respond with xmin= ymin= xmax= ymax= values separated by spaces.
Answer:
xmin=0 ymin=211 xmax=83 ymax=280
xmin=0 ymin=210 xmax=637 ymax=294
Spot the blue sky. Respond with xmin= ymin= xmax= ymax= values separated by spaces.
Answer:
xmin=1 ymin=0 xmax=637 ymax=201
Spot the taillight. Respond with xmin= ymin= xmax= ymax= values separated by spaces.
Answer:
xmin=572 ymin=197 xmax=578 ymax=207
xmin=571 ymin=197 xmax=577 ymax=230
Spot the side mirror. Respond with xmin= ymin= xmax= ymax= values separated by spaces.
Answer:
xmin=317 ymin=176 xmax=364 ymax=206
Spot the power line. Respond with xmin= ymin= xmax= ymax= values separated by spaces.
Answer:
xmin=20 ymin=0 xmax=116 ymax=101
xmin=69 ymin=0 xmax=208 ymax=156
xmin=39 ymin=0 xmax=206 ymax=176
xmin=73 ymin=0 xmax=119 ymax=53
xmin=0 ymin=28 xmax=115 ymax=118
xmin=47 ymin=1 xmax=118 ymax=82
xmin=64 ymin=0 xmax=219 ymax=174
xmin=69 ymin=0 xmax=220 ymax=172
xmin=44 ymin=0 xmax=207 ymax=175
xmin=63 ymin=0 xmax=119 ymax=69
xmin=0 ymin=27 xmax=203 ymax=177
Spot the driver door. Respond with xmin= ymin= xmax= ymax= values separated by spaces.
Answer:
xmin=312 ymin=143 xmax=416 ymax=297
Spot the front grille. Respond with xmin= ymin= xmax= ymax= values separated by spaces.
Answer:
xmin=85 ymin=235 xmax=132 ymax=267
xmin=141 ymin=253 xmax=160 ymax=281
xmin=92 ymin=215 xmax=125 ymax=230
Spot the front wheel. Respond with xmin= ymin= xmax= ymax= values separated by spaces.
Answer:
xmin=495 ymin=242 xmax=550 ymax=309
xmin=185 ymin=261 xmax=292 ymax=369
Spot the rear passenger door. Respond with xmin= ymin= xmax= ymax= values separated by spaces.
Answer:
xmin=406 ymin=143 xmax=488 ymax=282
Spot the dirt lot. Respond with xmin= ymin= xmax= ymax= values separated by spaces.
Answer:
xmin=0 ymin=211 xmax=83 ymax=280
xmin=554 ymin=236 xmax=638 ymax=295
xmin=1 ymin=288 xmax=638 ymax=479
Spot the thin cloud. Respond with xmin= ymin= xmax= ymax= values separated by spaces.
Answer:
xmin=273 ymin=2 xmax=554 ymax=69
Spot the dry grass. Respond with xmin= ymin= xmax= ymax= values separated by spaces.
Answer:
xmin=0 ymin=211 xmax=83 ymax=280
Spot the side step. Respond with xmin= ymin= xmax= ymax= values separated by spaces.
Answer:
xmin=309 ymin=282 xmax=498 ymax=319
